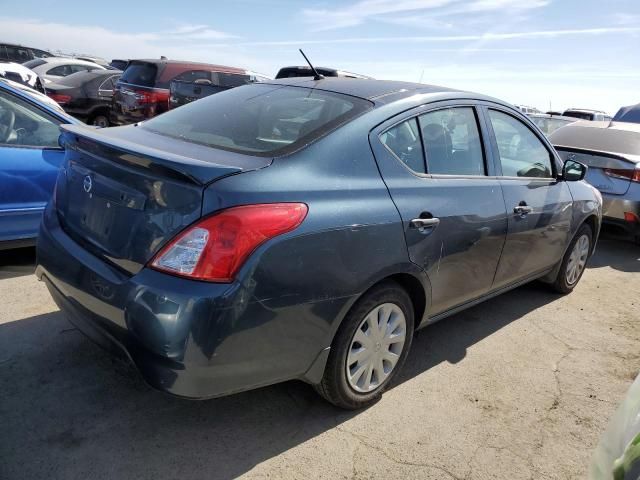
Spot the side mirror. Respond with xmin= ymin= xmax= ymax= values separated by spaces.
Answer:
xmin=562 ymin=159 xmax=587 ymax=181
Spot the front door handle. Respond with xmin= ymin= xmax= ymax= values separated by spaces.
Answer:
xmin=513 ymin=205 xmax=533 ymax=215
xmin=410 ymin=217 xmax=440 ymax=229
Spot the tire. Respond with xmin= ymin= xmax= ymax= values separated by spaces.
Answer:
xmin=315 ymin=281 xmax=414 ymax=409
xmin=551 ymin=224 xmax=593 ymax=294
xmin=90 ymin=114 xmax=110 ymax=128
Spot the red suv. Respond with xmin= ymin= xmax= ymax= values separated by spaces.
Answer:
xmin=110 ymin=59 xmax=247 ymax=125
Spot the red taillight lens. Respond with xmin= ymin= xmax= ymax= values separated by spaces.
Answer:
xmin=624 ymin=212 xmax=640 ymax=223
xmin=150 ymin=203 xmax=308 ymax=282
xmin=134 ymin=89 xmax=170 ymax=105
xmin=603 ymin=168 xmax=640 ymax=183
xmin=47 ymin=93 xmax=71 ymax=105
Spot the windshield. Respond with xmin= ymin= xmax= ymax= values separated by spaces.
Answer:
xmin=141 ymin=84 xmax=373 ymax=156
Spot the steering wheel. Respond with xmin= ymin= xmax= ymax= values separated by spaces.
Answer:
xmin=0 ymin=109 xmax=15 ymax=143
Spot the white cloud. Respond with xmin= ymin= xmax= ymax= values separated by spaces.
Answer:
xmin=0 ymin=17 xmax=237 ymax=58
xmin=609 ymin=12 xmax=640 ymax=26
xmin=302 ymin=0 xmax=550 ymax=31
xmin=215 ymin=26 xmax=640 ymax=47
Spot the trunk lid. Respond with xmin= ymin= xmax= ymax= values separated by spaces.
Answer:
xmin=56 ymin=124 xmax=271 ymax=274
xmin=556 ymin=148 xmax=639 ymax=196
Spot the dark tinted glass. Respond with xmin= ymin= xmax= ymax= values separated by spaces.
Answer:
xmin=419 ymin=107 xmax=485 ymax=176
xmin=173 ymin=70 xmax=211 ymax=82
xmin=142 ymin=84 xmax=372 ymax=156
xmin=5 ymin=46 xmax=32 ymax=63
xmin=214 ymin=73 xmax=251 ymax=88
xmin=380 ymin=118 xmax=424 ymax=173
xmin=120 ymin=62 xmax=158 ymax=87
xmin=23 ymin=59 xmax=46 ymax=69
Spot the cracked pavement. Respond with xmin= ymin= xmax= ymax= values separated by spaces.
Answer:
xmin=0 ymin=236 xmax=638 ymax=480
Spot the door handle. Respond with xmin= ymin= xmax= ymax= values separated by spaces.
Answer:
xmin=410 ymin=217 xmax=440 ymax=229
xmin=513 ymin=205 xmax=533 ymax=215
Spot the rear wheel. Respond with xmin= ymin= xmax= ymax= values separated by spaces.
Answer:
xmin=551 ymin=224 xmax=592 ymax=293
xmin=315 ymin=281 xmax=414 ymax=409
xmin=90 ymin=114 xmax=109 ymax=128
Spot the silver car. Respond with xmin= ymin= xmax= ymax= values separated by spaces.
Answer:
xmin=551 ymin=121 xmax=640 ymax=242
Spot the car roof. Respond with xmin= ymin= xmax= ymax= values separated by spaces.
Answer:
xmin=528 ymin=113 xmax=576 ymax=121
xmin=38 ymin=57 xmax=105 ymax=67
xmin=563 ymin=108 xmax=607 ymax=114
xmin=129 ymin=59 xmax=246 ymax=73
xmin=259 ymin=77 xmax=506 ymax=106
xmin=0 ymin=80 xmax=78 ymax=122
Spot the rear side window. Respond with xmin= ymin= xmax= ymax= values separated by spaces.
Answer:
xmin=173 ymin=70 xmax=211 ymax=83
xmin=142 ymin=84 xmax=372 ymax=156
xmin=47 ymin=65 xmax=72 ymax=77
xmin=488 ymin=110 xmax=553 ymax=178
xmin=213 ymin=72 xmax=251 ymax=88
xmin=5 ymin=46 xmax=32 ymax=63
xmin=380 ymin=118 xmax=425 ymax=173
xmin=419 ymin=107 xmax=485 ymax=176
xmin=120 ymin=62 xmax=158 ymax=87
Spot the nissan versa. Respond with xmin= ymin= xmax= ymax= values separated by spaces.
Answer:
xmin=36 ymin=78 xmax=602 ymax=409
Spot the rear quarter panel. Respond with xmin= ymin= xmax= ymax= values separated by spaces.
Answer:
xmin=198 ymin=113 xmax=428 ymax=381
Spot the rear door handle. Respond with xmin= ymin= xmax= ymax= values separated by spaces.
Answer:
xmin=513 ymin=205 xmax=533 ymax=215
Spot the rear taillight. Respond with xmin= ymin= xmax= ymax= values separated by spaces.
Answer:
xmin=624 ymin=212 xmax=640 ymax=223
xmin=603 ymin=167 xmax=640 ymax=183
xmin=47 ymin=93 xmax=71 ymax=105
xmin=134 ymin=89 xmax=170 ymax=105
xmin=150 ymin=203 xmax=308 ymax=282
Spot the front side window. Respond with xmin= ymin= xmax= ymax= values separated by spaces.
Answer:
xmin=380 ymin=118 xmax=424 ymax=173
xmin=0 ymin=90 xmax=62 ymax=148
xmin=419 ymin=107 xmax=485 ymax=176
xmin=488 ymin=110 xmax=553 ymax=178
xmin=142 ymin=84 xmax=372 ymax=156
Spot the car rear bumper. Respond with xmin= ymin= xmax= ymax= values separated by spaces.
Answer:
xmin=36 ymin=203 xmax=332 ymax=399
xmin=601 ymin=194 xmax=640 ymax=235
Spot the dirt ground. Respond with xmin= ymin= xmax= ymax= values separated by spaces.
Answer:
xmin=0 ymin=235 xmax=638 ymax=480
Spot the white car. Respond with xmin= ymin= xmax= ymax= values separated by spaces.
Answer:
xmin=22 ymin=57 xmax=105 ymax=85
xmin=0 ymin=77 xmax=66 ymax=113
xmin=0 ymin=62 xmax=41 ymax=88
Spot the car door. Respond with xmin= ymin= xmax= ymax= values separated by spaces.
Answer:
xmin=481 ymin=106 xmax=573 ymax=289
xmin=0 ymin=88 xmax=68 ymax=243
xmin=370 ymin=101 xmax=508 ymax=317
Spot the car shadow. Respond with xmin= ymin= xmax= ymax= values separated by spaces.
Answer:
xmin=587 ymin=233 xmax=639 ymax=274
xmin=0 ymin=246 xmax=36 ymax=280
xmin=0 ymin=239 xmax=629 ymax=479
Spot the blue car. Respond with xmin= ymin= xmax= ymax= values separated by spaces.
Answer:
xmin=0 ymin=80 xmax=79 ymax=249
xmin=36 ymin=78 xmax=601 ymax=409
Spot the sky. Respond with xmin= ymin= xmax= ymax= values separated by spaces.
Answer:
xmin=1 ymin=0 xmax=639 ymax=114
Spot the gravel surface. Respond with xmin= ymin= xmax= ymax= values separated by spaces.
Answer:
xmin=0 ymin=236 xmax=638 ymax=479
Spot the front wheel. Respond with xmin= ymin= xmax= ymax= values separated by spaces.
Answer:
xmin=552 ymin=224 xmax=592 ymax=293
xmin=315 ymin=281 xmax=414 ymax=409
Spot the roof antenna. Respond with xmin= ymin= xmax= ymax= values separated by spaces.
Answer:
xmin=299 ymin=49 xmax=324 ymax=80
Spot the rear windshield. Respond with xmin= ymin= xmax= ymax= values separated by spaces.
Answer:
xmin=23 ymin=59 xmax=46 ymax=69
xmin=141 ymin=84 xmax=373 ymax=156
xmin=119 ymin=62 xmax=158 ymax=87
xmin=563 ymin=111 xmax=594 ymax=121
